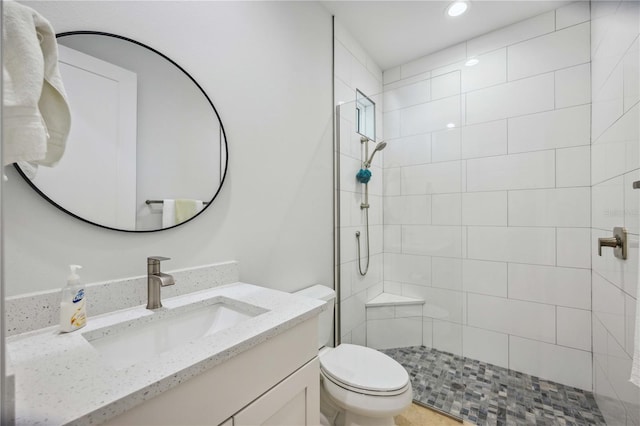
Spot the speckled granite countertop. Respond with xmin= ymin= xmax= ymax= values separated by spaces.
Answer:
xmin=6 ymin=283 xmax=325 ymax=426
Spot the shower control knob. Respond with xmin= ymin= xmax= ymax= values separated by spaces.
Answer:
xmin=597 ymin=227 xmax=627 ymax=260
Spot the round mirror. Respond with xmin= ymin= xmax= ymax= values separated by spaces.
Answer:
xmin=15 ymin=31 xmax=228 ymax=232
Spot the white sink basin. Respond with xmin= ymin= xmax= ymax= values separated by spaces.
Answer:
xmin=85 ymin=299 xmax=261 ymax=370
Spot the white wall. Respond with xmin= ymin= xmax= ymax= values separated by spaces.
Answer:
xmin=591 ymin=1 xmax=640 ymax=424
xmin=334 ymin=19 xmax=385 ymax=345
xmin=5 ymin=1 xmax=333 ymax=296
xmin=380 ymin=2 xmax=593 ymax=391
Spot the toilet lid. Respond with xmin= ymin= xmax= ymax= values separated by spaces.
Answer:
xmin=319 ymin=344 xmax=409 ymax=393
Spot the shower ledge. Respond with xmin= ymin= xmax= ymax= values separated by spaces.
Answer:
xmin=366 ymin=292 xmax=425 ymax=308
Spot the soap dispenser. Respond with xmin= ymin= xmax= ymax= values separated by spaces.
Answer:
xmin=59 ymin=265 xmax=86 ymax=332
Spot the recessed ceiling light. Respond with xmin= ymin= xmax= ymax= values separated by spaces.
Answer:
xmin=446 ymin=123 xmax=456 ymax=129
xmin=446 ymin=1 xmax=468 ymax=17
xmin=465 ymin=58 xmax=479 ymax=67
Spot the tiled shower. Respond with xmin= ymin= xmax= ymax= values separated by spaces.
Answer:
xmin=336 ymin=2 xmax=639 ymax=425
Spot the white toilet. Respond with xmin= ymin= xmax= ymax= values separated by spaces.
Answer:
xmin=295 ymin=285 xmax=413 ymax=426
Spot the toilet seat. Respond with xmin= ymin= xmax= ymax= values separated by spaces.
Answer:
xmin=319 ymin=344 xmax=410 ymax=396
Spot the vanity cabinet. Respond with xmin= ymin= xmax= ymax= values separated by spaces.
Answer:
xmin=103 ymin=317 xmax=319 ymax=426
xmin=232 ymin=357 xmax=319 ymax=425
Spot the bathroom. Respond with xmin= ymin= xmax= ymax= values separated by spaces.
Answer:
xmin=1 ymin=0 xmax=639 ymax=425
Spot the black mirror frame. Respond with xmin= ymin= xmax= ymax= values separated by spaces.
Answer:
xmin=13 ymin=30 xmax=229 ymax=233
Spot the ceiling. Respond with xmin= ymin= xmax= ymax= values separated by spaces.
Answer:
xmin=322 ymin=0 xmax=572 ymax=71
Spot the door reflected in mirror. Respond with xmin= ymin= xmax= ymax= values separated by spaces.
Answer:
xmin=15 ymin=32 xmax=228 ymax=232
xmin=355 ymin=89 xmax=375 ymax=141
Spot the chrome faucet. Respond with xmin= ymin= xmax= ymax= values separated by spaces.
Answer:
xmin=146 ymin=256 xmax=175 ymax=309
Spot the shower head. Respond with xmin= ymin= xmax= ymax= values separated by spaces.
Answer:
xmin=364 ymin=141 xmax=387 ymax=168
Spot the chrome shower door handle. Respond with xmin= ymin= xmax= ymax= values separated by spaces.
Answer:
xmin=598 ymin=227 xmax=627 ymax=260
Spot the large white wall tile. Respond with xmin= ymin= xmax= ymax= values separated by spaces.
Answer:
xmin=334 ymin=20 xmax=368 ymax=67
xmin=557 ymin=227 xmax=591 ymax=269
xmin=462 ymin=48 xmax=507 ymax=93
xmin=467 ymin=293 xmax=556 ymax=342
xmin=367 ymin=317 xmax=422 ymax=350
xmin=592 ymin=176 xmax=624 ymax=231
xmin=384 ymin=80 xmax=430 ymax=112
xmin=401 ymin=161 xmax=462 ymax=195
xmin=467 ymin=12 xmax=555 ymax=57
xmin=624 ymin=171 xmax=640 ymax=235
xmin=594 ymin=362 xmax=629 ymax=426
xmin=592 ymin=103 xmax=640 ymax=184
xmin=353 ymin=61 xmax=382 ymax=99
xmin=463 ymin=259 xmax=508 ymax=297
xmin=431 ymin=71 xmax=460 ymax=100
xmin=625 ymin=294 xmax=637 ymax=359
xmin=383 ymin=168 xmax=401 ymax=196
xmin=466 ymin=73 xmax=554 ymax=124
xmin=468 ymin=226 xmax=556 ymax=265
xmin=467 ymin=150 xmax=555 ymax=192
xmin=593 ymin=272 xmax=626 ymax=347
xmin=623 ymin=38 xmax=639 ymax=112
xmin=383 ymin=66 xmax=401 ymax=85
xmin=384 ymin=252 xmax=431 ymax=286
xmin=557 ymin=145 xmax=591 ymax=188
xmin=432 ymin=257 xmax=462 ymax=290
xmin=402 ymin=225 xmax=462 ymax=258
xmin=421 ymin=287 xmax=463 ymax=323
xmin=432 ymin=193 xmax=461 ymax=225
xmin=508 ymin=187 xmax=590 ymax=227
xmin=508 ymin=22 xmax=590 ymax=81
xmin=461 ymin=120 xmax=508 ymax=159
xmin=383 ymin=109 xmax=400 ymax=140
xmin=432 ymin=320 xmax=462 ymax=356
xmin=400 ymin=95 xmax=460 ymax=136
xmin=508 ymin=263 xmax=591 ymax=309
xmin=383 ymin=195 xmax=431 ymax=225
xmin=556 ymin=1 xmax=590 ymax=30
xmin=432 ymin=128 xmax=461 ymax=163
xmin=384 ymin=134 xmax=431 ymax=168
xmin=341 ymin=291 xmax=367 ymax=336
xmin=463 ymin=326 xmax=509 ymax=369
xmin=401 ymin=43 xmax=466 ymax=79
xmin=555 ymin=63 xmax=591 ymax=108
xmin=557 ymin=307 xmax=592 ymax=351
xmin=508 ymin=105 xmax=591 ymax=153
xmin=509 ymin=336 xmax=592 ymax=390
xmin=383 ymin=225 xmax=402 ymax=253
xmin=592 ymin=1 xmax=640 ymax=94
xmin=621 ymin=234 xmax=639 ymax=299
xmin=592 ymin=60 xmax=624 ymax=141
xmin=334 ymin=40 xmax=353 ymax=87
xmin=422 ymin=318 xmax=433 ymax=347
xmin=461 ymin=191 xmax=508 ymax=226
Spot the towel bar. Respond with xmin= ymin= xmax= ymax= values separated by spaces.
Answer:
xmin=146 ymin=199 xmax=209 ymax=205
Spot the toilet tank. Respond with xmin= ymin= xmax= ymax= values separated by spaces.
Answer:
xmin=294 ymin=285 xmax=335 ymax=349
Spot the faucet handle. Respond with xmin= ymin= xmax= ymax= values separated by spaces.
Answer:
xmin=148 ymin=256 xmax=170 ymax=264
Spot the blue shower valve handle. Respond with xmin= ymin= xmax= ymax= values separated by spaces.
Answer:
xmin=356 ymin=168 xmax=372 ymax=183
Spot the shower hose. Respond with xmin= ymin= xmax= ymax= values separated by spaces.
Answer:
xmin=355 ymin=207 xmax=370 ymax=276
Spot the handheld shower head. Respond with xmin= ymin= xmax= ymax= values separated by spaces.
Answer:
xmin=364 ymin=141 xmax=387 ymax=168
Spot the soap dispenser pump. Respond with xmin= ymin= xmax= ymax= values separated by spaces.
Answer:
xmin=59 ymin=265 xmax=86 ymax=332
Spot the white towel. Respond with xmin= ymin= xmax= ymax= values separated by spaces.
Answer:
xmin=161 ymin=199 xmax=176 ymax=228
xmin=175 ymin=199 xmax=204 ymax=223
xmin=2 ymin=0 xmax=71 ymax=168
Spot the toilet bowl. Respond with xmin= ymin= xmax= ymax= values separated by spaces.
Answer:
xmin=294 ymin=285 xmax=413 ymax=426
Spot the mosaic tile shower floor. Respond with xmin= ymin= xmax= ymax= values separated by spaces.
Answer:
xmin=381 ymin=346 xmax=606 ymax=426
